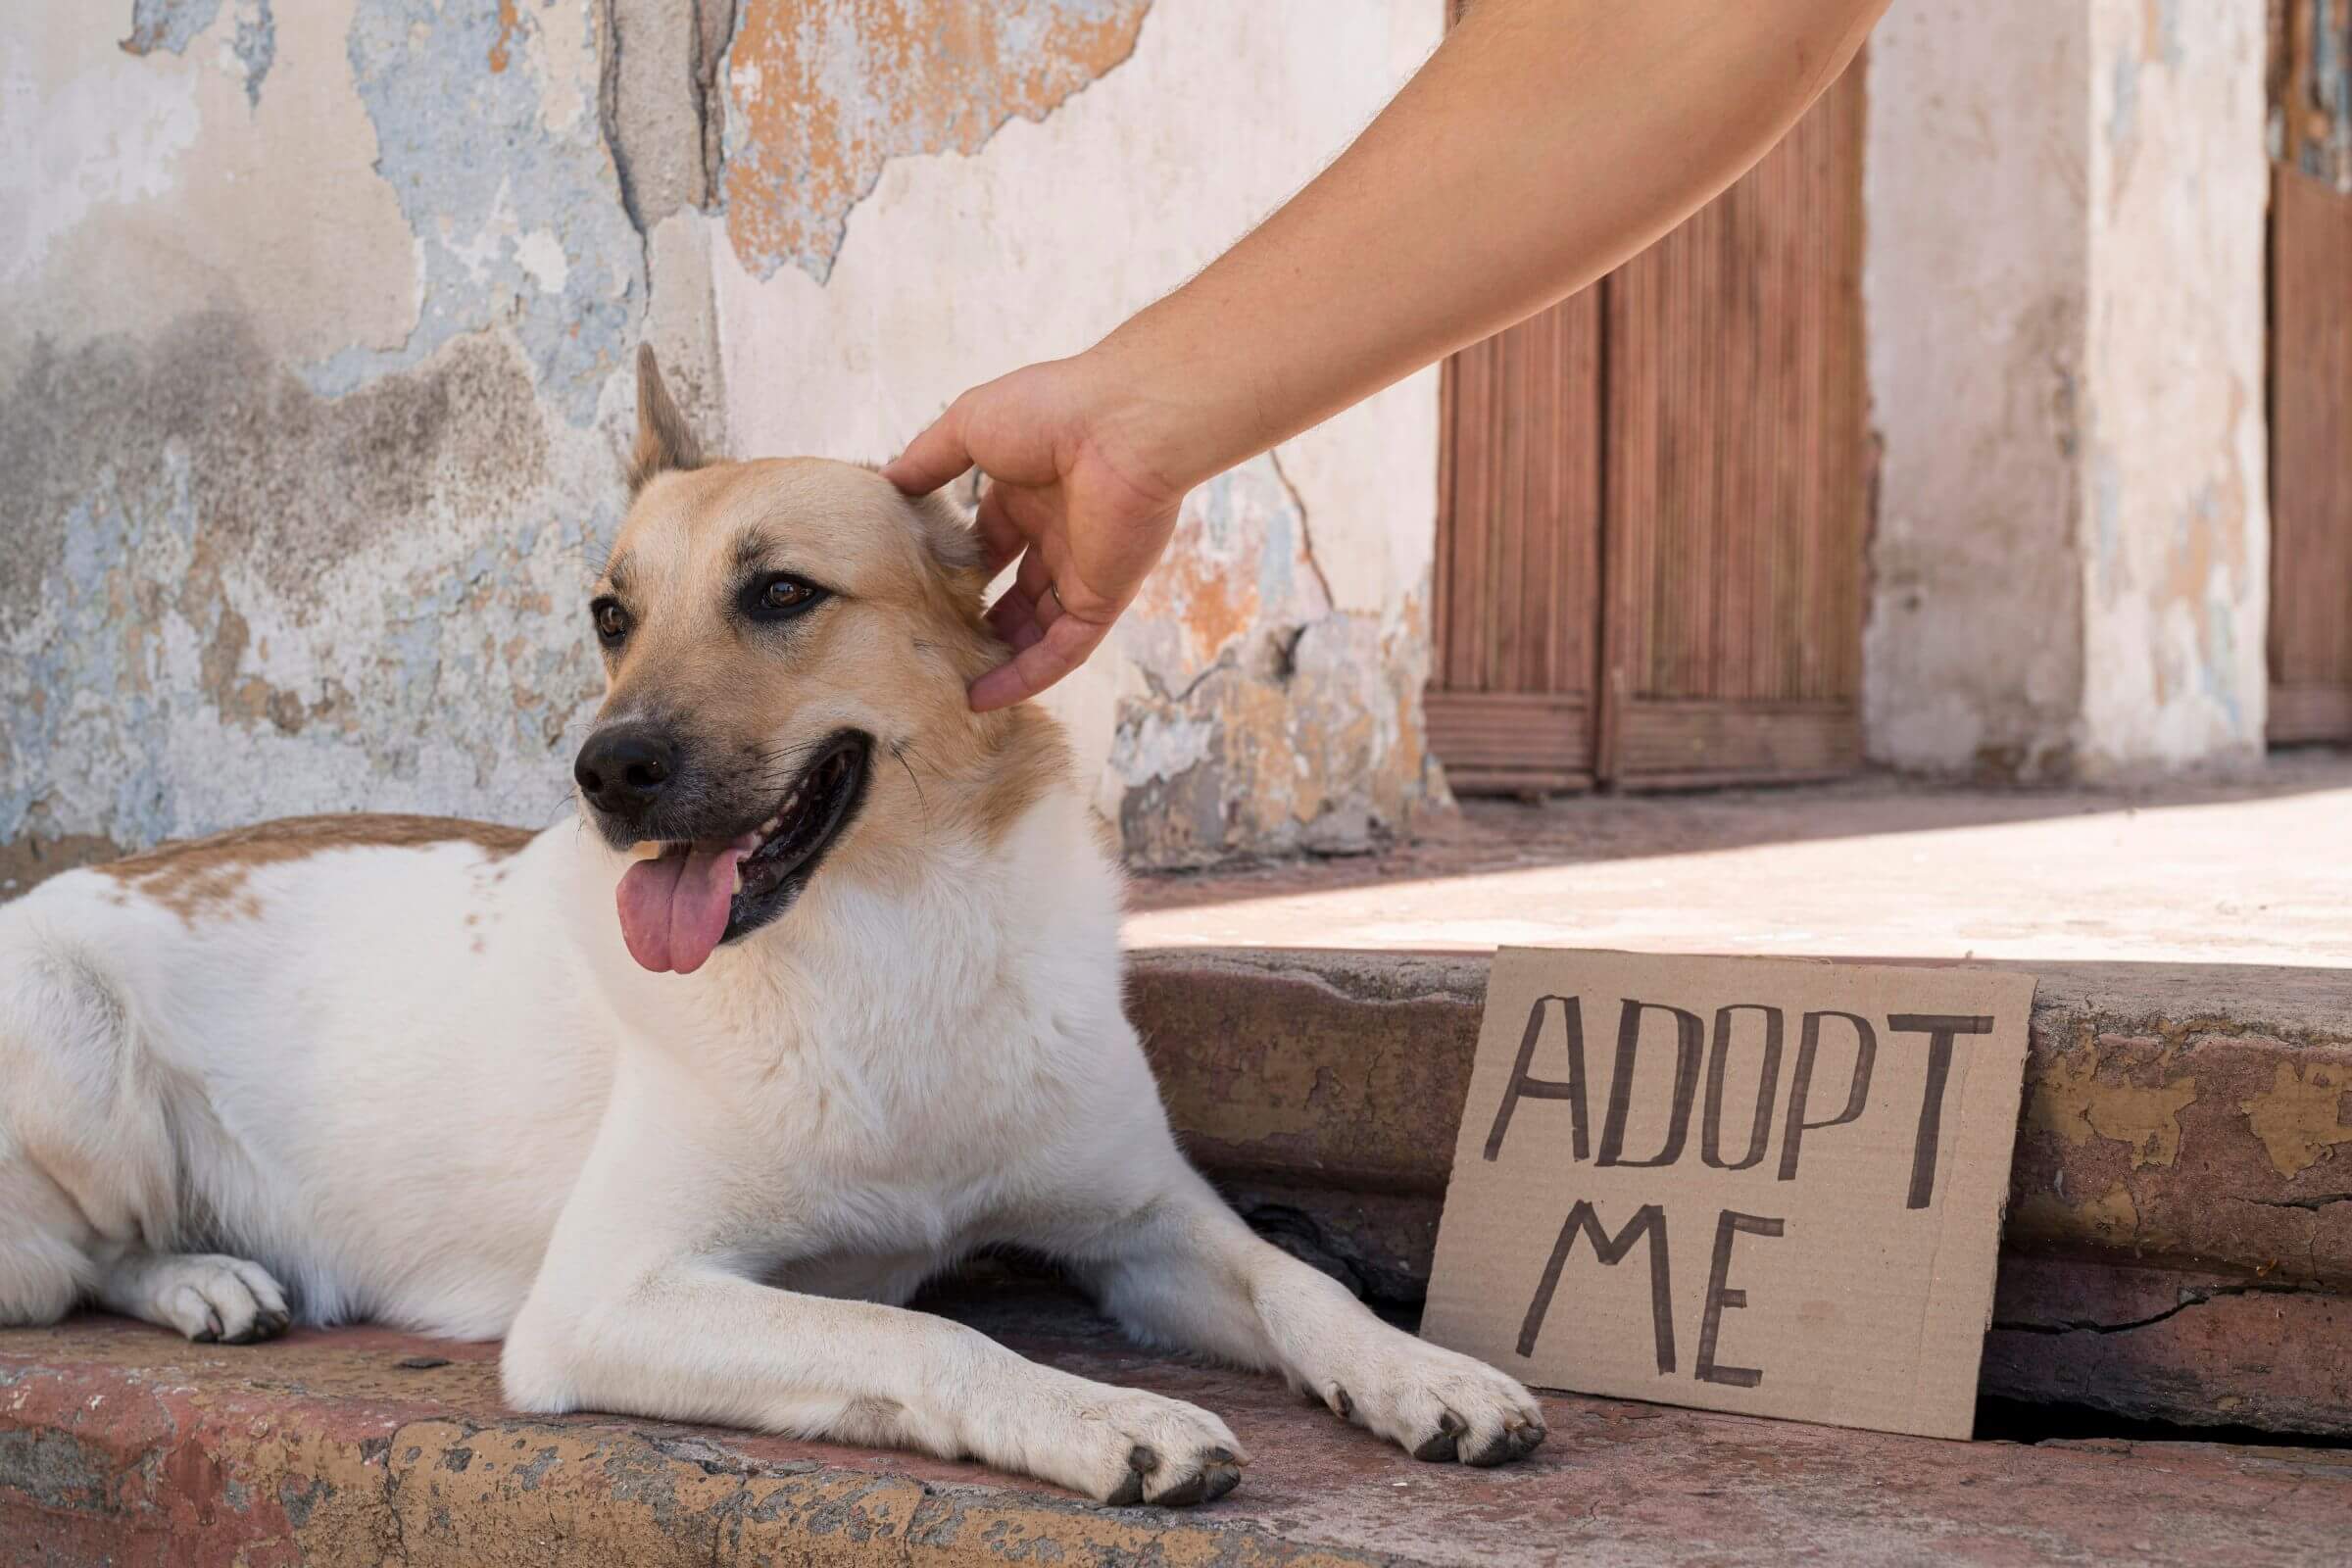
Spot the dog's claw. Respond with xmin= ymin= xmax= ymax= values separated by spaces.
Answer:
xmin=1153 ymin=1453 xmax=1243 ymax=1508
xmin=1105 ymin=1443 xmax=1157 ymax=1504
xmin=1412 ymin=1409 xmax=1467 ymax=1463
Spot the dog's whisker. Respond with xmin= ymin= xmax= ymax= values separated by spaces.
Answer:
xmin=892 ymin=740 xmax=928 ymax=820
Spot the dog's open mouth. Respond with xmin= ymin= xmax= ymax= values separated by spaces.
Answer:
xmin=614 ymin=732 xmax=871 ymax=974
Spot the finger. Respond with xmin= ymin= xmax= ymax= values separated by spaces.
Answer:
xmin=1012 ymin=549 xmax=1063 ymax=631
xmin=969 ymin=611 xmax=1110 ymax=711
xmin=985 ymin=580 xmax=1047 ymax=652
xmin=882 ymin=397 xmax=973 ymax=495
xmin=972 ymin=484 xmax=1023 ymax=576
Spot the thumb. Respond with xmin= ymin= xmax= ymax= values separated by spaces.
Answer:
xmin=882 ymin=396 xmax=973 ymax=495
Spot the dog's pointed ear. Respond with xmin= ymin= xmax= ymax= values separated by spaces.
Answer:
xmin=628 ymin=345 xmax=705 ymax=493
xmin=908 ymin=487 xmax=986 ymax=578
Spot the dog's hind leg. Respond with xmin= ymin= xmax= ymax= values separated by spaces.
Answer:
xmin=0 ymin=923 xmax=289 ymax=1342
xmin=0 ymin=935 xmax=107 ymax=1327
xmin=0 ymin=1148 xmax=95 ymax=1327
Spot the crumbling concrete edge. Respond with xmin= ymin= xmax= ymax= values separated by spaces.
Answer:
xmin=0 ymin=1348 xmax=1401 ymax=1568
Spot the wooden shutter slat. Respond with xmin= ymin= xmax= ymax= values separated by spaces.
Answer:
xmin=2270 ymin=163 xmax=2352 ymax=740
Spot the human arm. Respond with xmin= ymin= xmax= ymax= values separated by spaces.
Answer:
xmin=886 ymin=0 xmax=1892 ymax=710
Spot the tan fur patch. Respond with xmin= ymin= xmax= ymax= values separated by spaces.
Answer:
xmin=971 ymin=704 xmax=1079 ymax=846
xmin=99 ymin=814 xmax=533 ymax=928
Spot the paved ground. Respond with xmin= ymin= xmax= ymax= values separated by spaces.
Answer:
xmin=6 ymin=1283 xmax=2350 ymax=1568
xmin=1127 ymin=754 xmax=2352 ymax=967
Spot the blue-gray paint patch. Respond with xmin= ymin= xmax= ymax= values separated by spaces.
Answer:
xmin=120 ymin=0 xmax=275 ymax=107
xmin=0 ymin=319 xmax=610 ymax=855
xmin=307 ymin=0 xmax=641 ymax=425
xmin=2108 ymin=51 xmax=2139 ymax=154
xmin=2199 ymin=591 xmax=2244 ymax=733
xmin=121 ymin=0 xmax=223 ymax=57
xmin=233 ymin=1 xmax=276 ymax=107
xmin=2092 ymin=451 xmax=2123 ymax=600
xmin=2152 ymin=0 xmax=2182 ymax=72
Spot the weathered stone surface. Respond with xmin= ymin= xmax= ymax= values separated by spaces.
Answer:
xmin=1984 ymin=1255 xmax=2352 ymax=1436
xmin=7 ymin=1293 xmax=2352 ymax=1566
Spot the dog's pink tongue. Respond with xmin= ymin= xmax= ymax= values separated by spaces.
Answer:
xmin=615 ymin=843 xmax=746 ymax=975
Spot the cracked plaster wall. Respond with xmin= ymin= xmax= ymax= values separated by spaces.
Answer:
xmin=1 ymin=0 xmax=698 ymax=886
xmin=1 ymin=0 xmax=1447 ymax=880
xmin=710 ymin=0 xmax=1447 ymax=865
xmin=1863 ymin=0 xmax=2271 ymax=780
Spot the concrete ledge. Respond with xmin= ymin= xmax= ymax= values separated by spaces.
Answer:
xmin=1985 ymin=1256 xmax=2352 ymax=1433
xmin=1129 ymin=949 xmax=2352 ymax=1287
xmin=7 ymin=1288 xmax=2352 ymax=1567
xmin=1129 ymin=947 xmax=2352 ymax=1435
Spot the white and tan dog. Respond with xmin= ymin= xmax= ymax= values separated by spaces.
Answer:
xmin=0 ymin=349 xmax=1544 ymax=1504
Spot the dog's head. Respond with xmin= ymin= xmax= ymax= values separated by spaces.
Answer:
xmin=573 ymin=347 xmax=1007 ymax=975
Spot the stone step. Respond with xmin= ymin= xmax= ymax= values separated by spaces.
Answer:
xmin=5 ymin=1285 xmax=2348 ymax=1568
xmin=1128 ymin=947 xmax=2352 ymax=1434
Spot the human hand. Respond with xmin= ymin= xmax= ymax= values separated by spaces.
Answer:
xmin=883 ymin=353 xmax=1191 ymax=710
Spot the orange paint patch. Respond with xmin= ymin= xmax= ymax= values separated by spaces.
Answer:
xmin=724 ymin=0 xmax=1152 ymax=278
xmin=489 ymin=0 xmax=520 ymax=74
xmin=1131 ymin=523 xmax=1257 ymax=672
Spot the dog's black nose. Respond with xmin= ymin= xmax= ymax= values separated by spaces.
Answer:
xmin=575 ymin=726 xmax=679 ymax=820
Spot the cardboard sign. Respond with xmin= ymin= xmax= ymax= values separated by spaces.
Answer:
xmin=1422 ymin=949 xmax=2034 ymax=1440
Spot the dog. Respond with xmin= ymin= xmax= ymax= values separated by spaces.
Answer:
xmin=0 ymin=347 xmax=1544 ymax=1504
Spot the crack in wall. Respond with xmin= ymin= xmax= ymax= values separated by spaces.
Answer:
xmin=1992 ymin=1280 xmax=2320 ymax=1338
xmin=598 ymin=0 xmax=740 ymax=242
xmin=1264 ymin=445 xmax=1337 ymax=611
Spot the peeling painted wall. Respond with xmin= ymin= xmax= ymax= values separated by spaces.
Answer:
xmin=709 ymin=0 xmax=1447 ymax=865
xmin=1864 ymin=0 xmax=2271 ymax=780
xmin=1862 ymin=2 xmax=2094 ymax=780
xmin=0 ymin=0 xmax=693 ymax=881
xmin=0 ymin=0 xmax=1447 ymax=878
xmin=2078 ymin=0 xmax=2271 ymax=772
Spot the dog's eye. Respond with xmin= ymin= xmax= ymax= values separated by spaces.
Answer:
xmin=591 ymin=598 xmax=631 ymax=646
xmin=749 ymin=573 xmax=827 ymax=620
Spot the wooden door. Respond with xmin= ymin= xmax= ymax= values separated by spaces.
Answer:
xmin=1427 ymin=294 xmax=1605 ymax=794
xmin=2268 ymin=5 xmax=2352 ymax=744
xmin=1596 ymin=59 xmax=1868 ymax=786
xmin=1427 ymin=62 xmax=1868 ymax=793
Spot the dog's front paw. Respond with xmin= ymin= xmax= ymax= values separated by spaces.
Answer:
xmin=1325 ymin=1339 xmax=1546 ymax=1467
xmin=1014 ymin=1382 xmax=1247 ymax=1506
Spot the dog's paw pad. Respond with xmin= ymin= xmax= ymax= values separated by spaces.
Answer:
xmin=1338 ymin=1339 xmax=1548 ymax=1470
xmin=1410 ymin=1409 xmax=1466 ymax=1463
xmin=1070 ymin=1390 xmax=1248 ymax=1507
